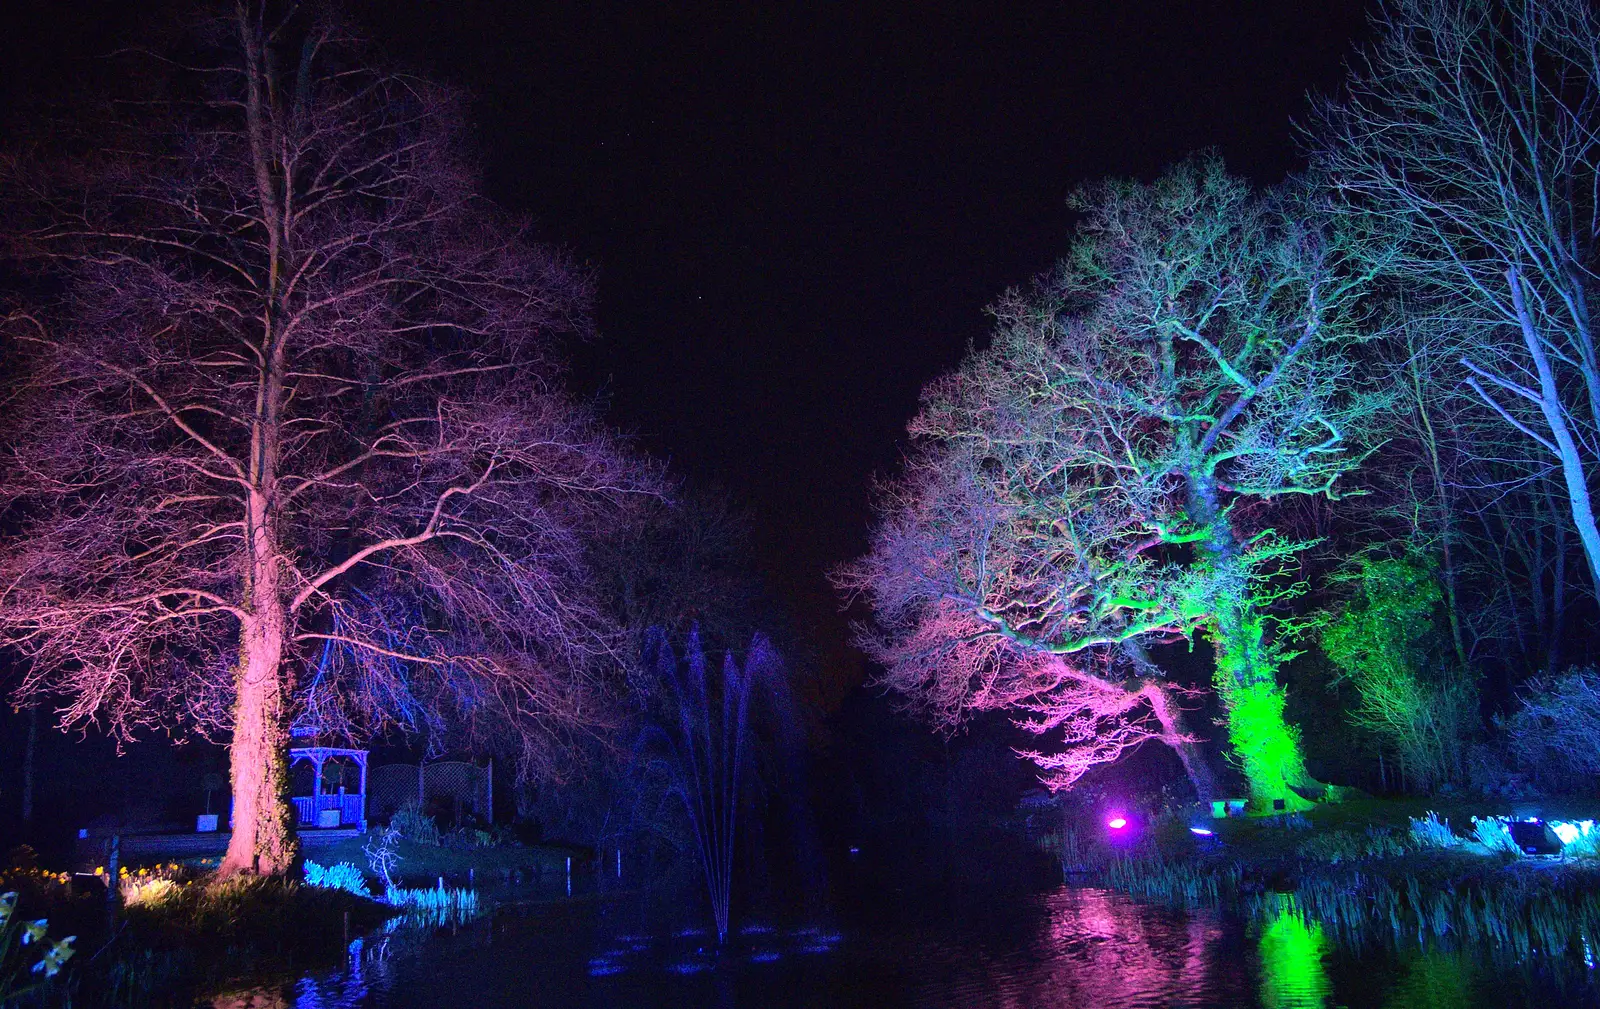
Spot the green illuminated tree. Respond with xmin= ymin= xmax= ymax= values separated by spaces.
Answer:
xmin=843 ymin=158 xmax=1383 ymax=805
xmin=1321 ymin=553 xmax=1476 ymax=791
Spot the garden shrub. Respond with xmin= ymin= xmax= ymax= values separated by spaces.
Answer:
xmin=1321 ymin=554 xmax=1475 ymax=793
xmin=1502 ymin=667 xmax=1600 ymax=792
xmin=391 ymin=802 xmax=440 ymax=846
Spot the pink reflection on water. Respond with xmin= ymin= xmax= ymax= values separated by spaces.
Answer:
xmin=1033 ymin=887 xmax=1226 ymax=1007
xmin=909 ymin=886 xmax=1247 ymax=1008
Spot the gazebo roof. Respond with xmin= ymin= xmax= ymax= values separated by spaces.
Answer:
xmin=289 ymin=744 xmax=369 ymax=759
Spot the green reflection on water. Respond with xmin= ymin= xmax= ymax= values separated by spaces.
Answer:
xmin=1258 ymin=901 xmax=1331 ymax=1008
xmin=1381 ymin=950 xmax=1473 ymax=1009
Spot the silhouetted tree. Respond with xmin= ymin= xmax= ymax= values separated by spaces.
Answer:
xmin=0 ymin=4 xmax=654 ymax=874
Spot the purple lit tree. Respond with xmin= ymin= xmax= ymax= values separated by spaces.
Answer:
xmin=0 ymin=4 xmax=655 ymax=875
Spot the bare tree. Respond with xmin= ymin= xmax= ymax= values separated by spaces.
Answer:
xmin=0 ymin=4 xmax=654 ymax=875
xmin=1313 ymin=0 xmax=1600 ymax=593
xmin=839 ymin=159 xmax=1382 ymax=805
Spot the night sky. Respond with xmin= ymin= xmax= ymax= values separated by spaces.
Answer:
xmin=1 ymin=0 xmax=1372 ymax=687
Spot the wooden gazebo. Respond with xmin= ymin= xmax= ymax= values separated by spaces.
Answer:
xmin=288 ymin=730 xmax=368 ymax=831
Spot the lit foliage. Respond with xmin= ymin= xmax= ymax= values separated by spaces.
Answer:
xmin=1322 ymin=555 xmax=1475 ymax=791
xmin=384 ymin=884 xmax=479 ymax=921
xmin=1408 ymin=812 xmax=1462 ymax=850
xmin=302 ymin=860 xmax=373 ymax=899
xmin=1550 ymin=820 xmax=1600 ymax=858
xmin=1471 ymin=817 xmax=1521 ymax=856
xmin=0 ymin=4 xmax=655 ymax=874
xmin=841 ymin=157 xmax=1382 ymax=801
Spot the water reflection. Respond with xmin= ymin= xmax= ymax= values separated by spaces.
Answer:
xmin=1256 ymin=903 xmax=1331 ymax=1008
xmin=1007 ymin=888 xmax=1234 ymax=1007
xmin=1380 ymin=951 xmax=1473 ymax=1009
xmin=216 ymin=882 xmax=1600 ymax=1008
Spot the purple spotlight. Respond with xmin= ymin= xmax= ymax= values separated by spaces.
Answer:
xmin=1107 ymin=816 xmax=1128 ymax=830
xmin=1189 ymin=827 xmax=1214 ymax=837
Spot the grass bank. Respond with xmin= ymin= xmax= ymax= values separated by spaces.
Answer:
xmin=3 ymin=868 xmax=395 ymax=1008
xmin=1071 ymin=796 xmax=1600 ymax=962
xmin=305 ymin=835 xmax=579 ymax=887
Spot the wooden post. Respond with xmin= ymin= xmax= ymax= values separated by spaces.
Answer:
xmin=21 ymin=706 xmax=37 ymax=829
xmin=106 ymin=835 xmax=121 ymax=907
xmin=357 ymin=753 xmax=368 ymax=832
xmin=312 ymin=755 xmax=323 ymax=824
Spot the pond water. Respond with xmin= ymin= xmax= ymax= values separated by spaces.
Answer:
xmin=218 ymin=871 xmax=1600 ymax=1009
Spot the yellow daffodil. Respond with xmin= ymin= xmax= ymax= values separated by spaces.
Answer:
xmin=31 ymin=935 xmax=75 ymax=978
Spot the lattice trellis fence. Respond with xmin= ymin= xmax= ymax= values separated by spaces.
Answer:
xmin=368 ymin=761 xmax=492 ymax=825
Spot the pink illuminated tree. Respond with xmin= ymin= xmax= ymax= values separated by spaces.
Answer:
xmin=0 ymin=4 xmax=655 ymax=875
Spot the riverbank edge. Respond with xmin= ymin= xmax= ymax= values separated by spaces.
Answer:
xmin=1084 ymin=799 xmax=1600 ymax=959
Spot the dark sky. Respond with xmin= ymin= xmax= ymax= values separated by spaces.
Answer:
xmin=1 ymin=0 xmax=1373 ymax=687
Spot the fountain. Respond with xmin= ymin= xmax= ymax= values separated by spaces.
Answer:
xmin=645 ymin=628 xmax=784 ymax=944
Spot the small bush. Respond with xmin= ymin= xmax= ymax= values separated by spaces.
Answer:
xmin=391 ymin=803 xmax=440 ymax=846
xmin=1471 ymin=816 xmax=1521 ymax=856
xmin=364 ymin=825 xmax=403 ymax=890
xmin=1408 ymin=811 xmax=1461 ymax=849
xmin=302 ymin=860 xmax=371 ymax=898
xmin=122 ymin=878 xmax=181 ymax=908
xmin=1502 ymin=667 xmax=1600 ymax=791
xmin=123 ymin=875 xmax=386 ymax=947
xmin=115 ymin=861 xmax=192 ymax=905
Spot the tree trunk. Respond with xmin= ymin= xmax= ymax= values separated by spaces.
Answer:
xmin=219 ymin=498 xmax=297 ymax=876
xmin=1187 ymin=474 xmax=1315 ymax=810
xmin=21 ymin=704 xmax=37 ymax=828
xmin=221 ymin=9 xmax=295 ymax=877
xmin=1145 ymin=684 xmax=1219 ymax=803
xmin=1547 ymin=484 xmax=1567 ymax=674
xmin=1409 ymin=351 xmax=1470 ymax=670
xmin=1510 ymin=269 xmax=1600 ymax=596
